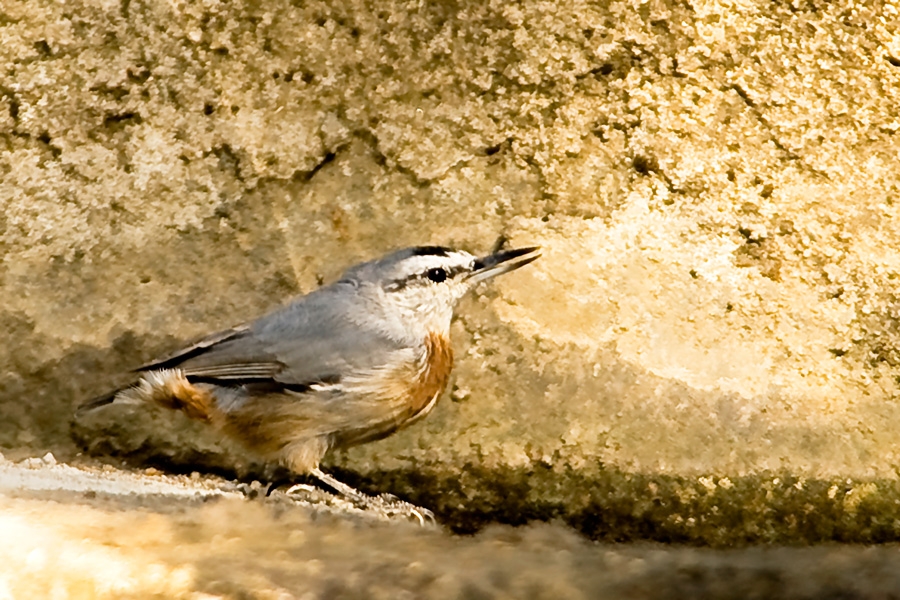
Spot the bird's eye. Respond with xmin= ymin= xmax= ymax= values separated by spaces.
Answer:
xmin=425 ymin=267 xmax=447 ymax=283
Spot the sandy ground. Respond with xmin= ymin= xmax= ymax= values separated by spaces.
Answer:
xmin=3 ymin=453 xmax=900 ymax=600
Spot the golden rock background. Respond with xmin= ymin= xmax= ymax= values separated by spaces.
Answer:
xmin=4 ymin=0 xmax=900 ymax=596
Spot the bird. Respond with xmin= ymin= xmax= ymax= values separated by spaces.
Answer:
xmin=78 ymin=242 xmax=540 ymax=520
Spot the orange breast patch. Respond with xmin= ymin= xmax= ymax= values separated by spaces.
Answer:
xmin=407 ymin=331 xmax=454 ymax=416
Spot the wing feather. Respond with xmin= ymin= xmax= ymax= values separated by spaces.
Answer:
xmin=136 ymin=325 xmax=251 ymax=372
xmin=181 ymin=363 xmax=282 ymax=379
xmin=134 ymin=284 xmax=404 ymax=388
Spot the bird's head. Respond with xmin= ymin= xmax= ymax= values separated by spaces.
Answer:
xmin=339 ymin=244 xmax=540 ymax=337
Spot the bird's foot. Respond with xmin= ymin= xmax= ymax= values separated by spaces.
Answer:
xmin=366 ymin=493 xmax=435 ymax=526
xmin=280 ymin=467 xmax=435 ymax=526
xmin=284 ymin=483 xmax=318 ymax=496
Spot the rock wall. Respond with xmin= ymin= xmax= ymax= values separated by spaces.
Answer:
xmin=4 ymin=0 xmax=900 ymax=540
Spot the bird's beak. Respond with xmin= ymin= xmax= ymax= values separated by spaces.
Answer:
xmin=469 ymin=246 xmax=541 ymax=283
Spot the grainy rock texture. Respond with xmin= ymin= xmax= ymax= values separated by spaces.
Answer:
xmin=5 ymin=460 xmax=900 ymax=599
xmin=4 ymin=0 xmax=900 ymax=544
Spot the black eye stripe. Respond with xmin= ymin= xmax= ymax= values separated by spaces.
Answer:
xmin=416 ymin=265 xmax=467 ymax=283
xmin=439 ymin=265 xmax=469 ymax=279
xmin=384 ymin=265 xmax=469 ymax=291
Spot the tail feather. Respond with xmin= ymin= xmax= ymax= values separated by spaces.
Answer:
xmin=75 ymin=388 xmax=124 ymax=418
xmin=74 ymin=370 xmax=216 ymax=423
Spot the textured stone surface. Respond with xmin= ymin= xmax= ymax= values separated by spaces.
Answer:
xmin=6 ymin=460 xmax=900 ymax=599
xmin=4 ymin=0 xmax=900 ymax=542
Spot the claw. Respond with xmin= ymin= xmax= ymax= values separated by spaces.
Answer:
xmin=409 ymin=508 xmax=426 ymax=526
xmin=370 ymin=496 xmax=435 ymax=526
xmin=284 ymin=483 xmax=318 ymax=495
xmin=277 ymin=467 xmax=437 ymax=526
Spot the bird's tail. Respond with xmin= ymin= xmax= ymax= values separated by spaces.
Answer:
xmin=74 ymin=387 xmax=126 ymax=418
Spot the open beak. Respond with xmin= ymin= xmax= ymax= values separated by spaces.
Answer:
xmin=469 ymin=246 xmax=541 ymax=283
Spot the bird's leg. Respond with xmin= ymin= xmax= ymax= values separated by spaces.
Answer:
xmin=286 ymin=467 xmax=435 ymax=525
xmin=301 ymin=467 xmax=369 ymax=503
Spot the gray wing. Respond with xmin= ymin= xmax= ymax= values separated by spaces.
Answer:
xmin=136 ymin=324 xmax=259 ymax=375
xmin=137 ymin=284 xmax=404 ymax=388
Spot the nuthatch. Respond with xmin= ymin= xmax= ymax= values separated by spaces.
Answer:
xmin=79 ymin=243 xmax=539 ymax=519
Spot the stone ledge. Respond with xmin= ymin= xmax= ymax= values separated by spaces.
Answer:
xmin=4 ymin=455 xmax=900 ymax=599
